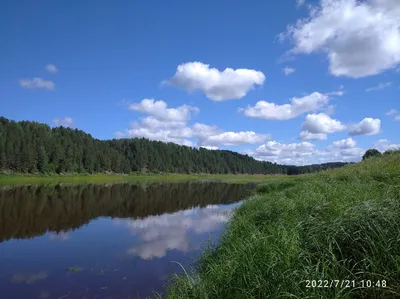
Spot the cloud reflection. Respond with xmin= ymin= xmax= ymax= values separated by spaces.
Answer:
xmin=11 ymin=271 xmax=48 ymax=284
xmin=118 ymin=203 xmax=240 ymax=260
xmin=48 ymin=231 xmax=70 ymax=241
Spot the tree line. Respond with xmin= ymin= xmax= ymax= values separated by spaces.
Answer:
xmin=0 ymin=117 xmax=347 ymax=175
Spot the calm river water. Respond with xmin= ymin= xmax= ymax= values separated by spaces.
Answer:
xmin=0 ymin=182 xmax=255 ymax=298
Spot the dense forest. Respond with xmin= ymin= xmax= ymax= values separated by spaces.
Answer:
xmin=0 ymin=182 xmax=255 ymax=242
xmin=0 ymin=117 xmax=347 ymax=175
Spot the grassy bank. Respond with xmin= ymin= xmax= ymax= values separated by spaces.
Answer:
xmin=165 ymin=153 xmax=400 ymax=299
xmin=0 ymin=173 xmax=291 ymax=186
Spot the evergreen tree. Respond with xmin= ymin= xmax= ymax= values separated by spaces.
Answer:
xmin=0 ymin=117 xmax=349 ymax=175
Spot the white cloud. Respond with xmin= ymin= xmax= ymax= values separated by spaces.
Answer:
xmin=45 ymin=64 xmax=58 ymax=73
xmin=331 ymin=137 xmax=356 ymax=149
xmin=326 ymin=90 xmax=344 ymax=96
xmin=127 ymin=118 xmax=269 ymax=148
xmin=198 ymin=131 xmax=270 ymax=147
xmin=386 ymin=109 xmax=398 ymax=116
xmin=245 ymin=137 xmax=365 ymax=165
xmin=122 ymin=98 xmax=270 ymax=147
xmin=127 ymin=125 xmax=194 ymax=146
xmin=255 ymin=141 xmax=316 ymax=157
xmin=366 ymin=81 xmax=392 ymax=92
xmin=19 ymin=78 xmax=55 ymax=90
xmin=282 ymin=0 xmax=400 ymax=78
xmin=240 ymin=92 xmax=331 ymax=120
xmin=374 ymin=139 xmax=400 ymax=151
xmin=201 ymin=146 xmax=219 ymax=150
xmin=297 ymin=0 xmax=306 ymax=7
xmin=191 ymin=123 xmax=221 ymax=138
xmin=53 ymin=117 xmax=73 ymax=128
xmin=166 ymin=62 xmax=265 ymax=101
xmin=299 ymin=131 xmax=328 ymax=140
xmin=301 ymin=113 xmax=346 ymax=134
xmin=386 ymin=109 xmax=400 ymax=121
xmin=244 ymin=140 xmax=321 ymax=165
xmin=129 ymin=99 xmax=199 ymax=122
xmin=348 ymin=118 xmax=381 ymax=136
xmin=325 ymin=138 xmax=364 ymax=160
xmin=283 ymin=66 xmax=296 ymax=75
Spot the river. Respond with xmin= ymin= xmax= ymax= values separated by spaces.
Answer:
xmin=0 ymin=182 xmax=255 ymax=298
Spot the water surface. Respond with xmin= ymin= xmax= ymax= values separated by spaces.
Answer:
xmin=0 ymin=182 xmax=255 ymax=298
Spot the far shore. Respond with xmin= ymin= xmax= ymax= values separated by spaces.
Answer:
xmin=0 ymin=172 xmax=294 ymax=186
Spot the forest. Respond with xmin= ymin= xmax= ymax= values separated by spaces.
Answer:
xmin=0 ymin=117 xmax=347 ymax=175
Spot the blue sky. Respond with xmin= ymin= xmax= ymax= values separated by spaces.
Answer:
xmin=1 ymin=0 xmax=399 ymax=165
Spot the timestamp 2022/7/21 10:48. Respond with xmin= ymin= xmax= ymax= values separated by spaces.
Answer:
xmin=305 ymin=279 xmax=388 ymax=289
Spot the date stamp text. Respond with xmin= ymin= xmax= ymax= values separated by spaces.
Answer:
xmin=305 ymin=279 xmax=387 ymax=289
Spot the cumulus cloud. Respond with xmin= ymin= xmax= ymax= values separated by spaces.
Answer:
xmin=331 ymin=137 xmax=356 ymax=149
xmin=129 ymin=99 xmax=199 ymax=122
xmin=53 ymin=117 xmax=73 ymax=128
xmin=198 ymin=131 xmax=270 ymax=147
xmin=122 ymin=99 xmax=270 ymax=149
xmin=166 ymin=62 xmax=265 ymax=101
xmin=249 ymin=141 xmax=317 ymax=162
xmin=301 ymin=114 xmax=381 ymax=137
xmin=374 ymin=139 xmax=400 ymax=151
xmin=45 ymin=64 xmax=58 ymax=73
xmin=19 ymin=78 xmax=55 ymax=90
xmin=283 ymin=66 xmax=296 ymax=75
xmin=325 ymin=138 xmax=365 ymax=160
xmin=127 ymin=118 xmax=269 ymax=148
xmin=245 ymin=137 xmax=365 ymax=165
xmin=123 ymin=99 xmax=270 ymax=147
xmin=348 ymin=118 xmax=381 ymax=136
xmin=240 ymin=92 xmax=332 ymax=120
xmin=299 ymin=131 xmax=328 ymax=140
xmin=365 ymin=81 xmax=392 ymax=92
xmin=282 ymin=0 xmax=400 ymax=78
xmin=244 ymin=141 xmax=321 ymax=165
xmin=301 ymin=113 xmax=346 ymax=134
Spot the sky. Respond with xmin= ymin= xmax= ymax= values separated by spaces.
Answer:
xmin=1 ymin=0 xmax=399 ymax=165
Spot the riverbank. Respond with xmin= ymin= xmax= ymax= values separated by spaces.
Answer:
xmin=164 ymin=152 xmax=400 ymax=298
xmin=0 ymin=173 xmax=291 ymax=186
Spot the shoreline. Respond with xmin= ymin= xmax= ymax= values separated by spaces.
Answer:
xmin=0 ymin=173 xmax=292 ymax=186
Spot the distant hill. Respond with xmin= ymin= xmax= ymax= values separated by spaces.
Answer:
xmin=0 ymin=117 xmax=347 ymax=175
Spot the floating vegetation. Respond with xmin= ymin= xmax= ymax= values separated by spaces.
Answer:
xmin=65 ymin=267 xmax=82 ymax=273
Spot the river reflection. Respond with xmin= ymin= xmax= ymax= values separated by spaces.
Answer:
xmin=0 ymin=182 xmax=255 ymax=298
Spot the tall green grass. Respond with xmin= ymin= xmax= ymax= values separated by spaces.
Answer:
xmin=164 ymin=153 xmax=400 ymax=298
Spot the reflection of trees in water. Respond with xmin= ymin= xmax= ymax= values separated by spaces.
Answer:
xmin=0 ymin=182 xmax=255 ymax=242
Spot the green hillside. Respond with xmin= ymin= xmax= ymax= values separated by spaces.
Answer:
xmin=165 ymin=151 xmax=400 ymax=299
